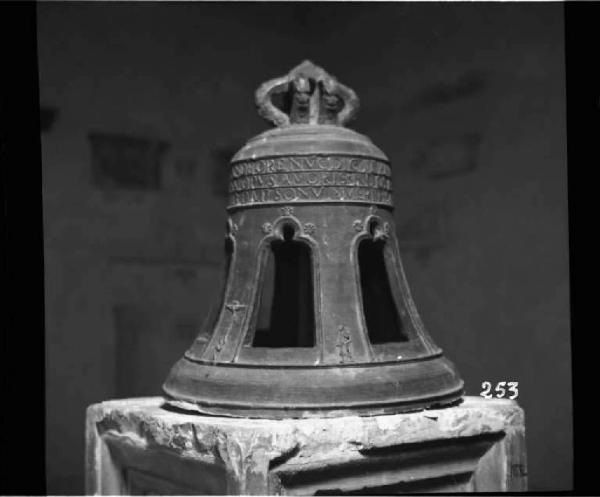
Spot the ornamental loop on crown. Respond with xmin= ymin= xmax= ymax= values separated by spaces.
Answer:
xmin=255 ymin=60 xmax=359 ymax=127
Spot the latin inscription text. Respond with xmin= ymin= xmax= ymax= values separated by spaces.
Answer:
xmin=228 ymin=156 xmax=393 ymax=208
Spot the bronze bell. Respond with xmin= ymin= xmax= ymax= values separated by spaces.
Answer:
xmin=163 ymin=61 xmax=464 ymax=418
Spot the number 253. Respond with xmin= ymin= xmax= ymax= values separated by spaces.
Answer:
xmin=480 ymin=381 xmax=519 ymax=399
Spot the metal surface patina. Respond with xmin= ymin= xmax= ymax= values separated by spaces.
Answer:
xmin=163 ymin=61 xmax=464 ymax=418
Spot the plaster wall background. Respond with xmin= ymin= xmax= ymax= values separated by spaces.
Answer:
xmin=38 ymin=3 xmax=570 ymax=493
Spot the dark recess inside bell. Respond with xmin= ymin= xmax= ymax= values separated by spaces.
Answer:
xmin=253 ymin=223 xmax=316 ymax=348
xmin=358 ymin=231 xmax=407 ymax=344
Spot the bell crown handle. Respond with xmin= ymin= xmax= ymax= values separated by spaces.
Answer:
xmin=255 ymin=60 xmax=359 ymax=127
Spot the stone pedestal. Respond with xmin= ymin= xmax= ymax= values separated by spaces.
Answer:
xmin=86 ymin=396 xmax=526 ymax=495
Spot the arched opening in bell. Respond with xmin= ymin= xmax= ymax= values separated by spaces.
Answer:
xmin=252 ymin=223 xmax=315 ymax=348
xmin=358 ymin=220 xmax=408 ymax=344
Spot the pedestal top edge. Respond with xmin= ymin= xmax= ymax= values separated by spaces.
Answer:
xmin=87 ymin=395 xmax=524 ymax=433
xmin=90 ymin=395 xmax=519 ymax=411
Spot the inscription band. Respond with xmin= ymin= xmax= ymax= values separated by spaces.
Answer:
xmin=228 ymin=155 xmax=393 ymax=209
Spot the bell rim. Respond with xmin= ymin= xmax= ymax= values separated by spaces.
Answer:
xmin=161 ymin=391 xmax=465 ymax=419
xmin=162 ymin=354 xmax=464 ymax=419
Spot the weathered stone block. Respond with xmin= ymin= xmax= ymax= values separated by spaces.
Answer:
xmin=86 ymin=396 xmax=526 ymax=495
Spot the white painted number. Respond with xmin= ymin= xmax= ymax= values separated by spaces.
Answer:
xmin=480 ymin=381 xmax=518 ymax=399
xmin=495 ymin=381 xmax=506 ymax=398
xmin=480 ymin=381 xmax=493 ymax=399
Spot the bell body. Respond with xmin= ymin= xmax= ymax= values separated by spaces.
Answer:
xmin=163 ymin=62 xmax=464 ymax=418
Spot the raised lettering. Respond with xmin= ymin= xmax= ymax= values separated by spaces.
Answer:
xmin=227 ymin=155 xmax=393 ymax=208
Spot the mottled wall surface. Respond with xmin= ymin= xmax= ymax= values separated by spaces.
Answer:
xmin=38 ymin=3 xmax=570 ymax=493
